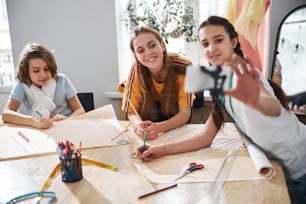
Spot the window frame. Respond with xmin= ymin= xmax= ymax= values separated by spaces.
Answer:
xmin=0 ymin=0 xmax=14 ymax=91
xmin=115 ymin=0 xmax=228 ymax=82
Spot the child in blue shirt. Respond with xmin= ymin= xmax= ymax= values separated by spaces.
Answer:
xmin=2 ymin=42 xmax=85 ymax=129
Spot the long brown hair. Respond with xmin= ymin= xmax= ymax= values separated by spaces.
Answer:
xmin=130 ymin=27 xmax=186 ymax=120
xmin=198 ymin=16 xmax=289 ymax=130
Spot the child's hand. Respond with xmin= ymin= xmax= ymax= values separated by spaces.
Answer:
xmin=135 ymin=121 xmax=160 ymax=140
xmin=33 ymin=117 xmax=53 ymax=129
xmin=50 ymin=114 xmax=67 ymax=122
xmin=142 ymin=121 xmax=160 ymax=140
xmin=136 ymin=144 xmax=163 ymax=162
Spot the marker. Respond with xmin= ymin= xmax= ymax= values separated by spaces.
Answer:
xmin=141 ymin=131 xmax=147 ymax=162
xmin=35 ymin=110 xmax=43 ymax=117
xmin=142 ymin=131 xmax=147 ymax=152
xmin=18 ymin=131 xmax=30 ymax=142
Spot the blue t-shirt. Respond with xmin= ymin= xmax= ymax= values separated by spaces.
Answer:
xmin=10 ymin=73 xmax=77 ymax=116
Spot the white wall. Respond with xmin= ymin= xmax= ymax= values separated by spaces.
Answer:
xmin=1 ymin=0 xmax=119 ymax=113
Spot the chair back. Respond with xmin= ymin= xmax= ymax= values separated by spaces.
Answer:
xmin=77 ymin=92 xmax=94 ymax=112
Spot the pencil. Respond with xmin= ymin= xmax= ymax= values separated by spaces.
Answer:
xmin=128 ymin=99 xmax=142 ymax=121
xmin=111 ymin=128 xmax=128 ymax=141
xmin=111 ymin=122 xmax=131 ymax=141
xmin=138 ymin=184 xmax=178 ymax=199
xmin=78 ymin=141 xmax=82 ymax=154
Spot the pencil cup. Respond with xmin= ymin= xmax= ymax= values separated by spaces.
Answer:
xmin=59 ymin=156 xmax=83 ymax=183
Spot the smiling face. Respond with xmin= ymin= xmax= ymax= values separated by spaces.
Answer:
xmin=132 ymin=32 xmax=166 ymax=74
xmin=199 ymin=25 xmax=237 ymax=66
xmin=28 ymin=58 xmax=52 ymax=87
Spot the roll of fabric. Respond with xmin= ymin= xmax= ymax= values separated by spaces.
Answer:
xmin=247 ymin=143 xmax=276 ymax=179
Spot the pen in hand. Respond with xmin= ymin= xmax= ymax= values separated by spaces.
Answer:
xmin=141 ymin=131 xmax=147 ymax=162
xmin=34 ymin=109 xmax=51 ymax=120
xmin=35 ymin=110 xmax=43 ymax=117
xmin=142 ymin=131 xmax=147 ymax=151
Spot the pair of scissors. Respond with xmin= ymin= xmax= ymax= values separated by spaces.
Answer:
xmin=174 ymin=162 xmax=204 ymax=181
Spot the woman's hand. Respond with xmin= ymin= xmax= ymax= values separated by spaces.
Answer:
xmin=136 ymin=144 xmax=164 ymax=162
xmin=134 ymin=120 xmax=160 ymax=140
xmin=224 ymin=54 xmax=281 ymax=116
xmin=224 ymin=54 xmax=261 ymax=109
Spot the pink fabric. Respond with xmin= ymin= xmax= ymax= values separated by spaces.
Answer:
xmin=233 ymin=0 xmax=270 ymax=75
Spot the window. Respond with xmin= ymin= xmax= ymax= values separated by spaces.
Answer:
xmin=0 ymin=0 xmax=14 ymax=87
xmin=115 ymin=0 xmax=228 ymax=82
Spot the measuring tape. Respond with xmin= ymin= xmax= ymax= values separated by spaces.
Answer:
xmin=6 ymin=157 xmax=117 ymax=203
xmin=41 ymin=157 xmax=117 ymax=191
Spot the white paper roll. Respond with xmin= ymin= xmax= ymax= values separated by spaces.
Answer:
xmin=247 ymin=143 xmax=276 ymax=179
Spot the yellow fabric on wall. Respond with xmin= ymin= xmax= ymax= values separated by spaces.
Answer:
xmin=234 ymin=0 xmax=265 ymax=49
xmin=224 ymin=0 xmax=237 ymax=24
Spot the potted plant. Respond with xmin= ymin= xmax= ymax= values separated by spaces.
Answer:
xmin=122 ymin=0 xmax=196 ymax=43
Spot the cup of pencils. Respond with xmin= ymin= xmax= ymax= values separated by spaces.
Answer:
xmin=57 ymin=140 xmax=83 ymax=183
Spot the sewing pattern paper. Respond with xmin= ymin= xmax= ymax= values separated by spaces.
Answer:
xmin=131 ymin=123 xmax=276 ymax=183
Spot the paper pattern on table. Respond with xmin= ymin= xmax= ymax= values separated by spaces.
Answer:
xmin=210 ymin=137 xmax=240 ymax=149
xmin=211 ymin=122 xmax=242 ymax=149
xmin=0 ymin=126 xmax=56 ymax=160
xmin=131 ymin=123 xmax=276 ymax=183
xmin=47 ymin=165 xmax=156 ymax=204
xmin=42 ymin=105 xmax=126 ymax=149
xmin=0 ymin=104 xmax=127 ymax=160
xmin=11 ymin=134 xmax=38 ymax=154
xmin=146 ymin=124 xmax=201 ymax=147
